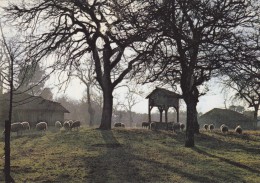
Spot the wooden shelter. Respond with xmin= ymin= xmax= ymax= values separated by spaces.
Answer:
xmin=146 ymin=87 xmax=182 ymax=123
xmin=0 ymin=92 xmax=69 ymax=127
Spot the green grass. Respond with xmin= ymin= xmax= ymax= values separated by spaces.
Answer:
xmin=0 ymin=128 xmax=260 ymax=183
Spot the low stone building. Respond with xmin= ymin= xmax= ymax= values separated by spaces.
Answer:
xmin=0 ymin=92 xmax=69 ymax=127
xmin=199 ymin=108 xmax=254 ymax=130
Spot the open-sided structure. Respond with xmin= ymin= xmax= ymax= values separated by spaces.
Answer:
xmin=146 ymin=87 xmax=182 ymax=123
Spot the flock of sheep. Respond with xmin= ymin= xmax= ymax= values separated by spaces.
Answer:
xmin=141 ymin=121 xmax=185 ymax=132
xmin=4 ymin=120 xmax=81 ymax=136
xmin=203 ymin=124 xmax=243 ymax=134
xmin=140 ymin=121 xmax=243 ymax=135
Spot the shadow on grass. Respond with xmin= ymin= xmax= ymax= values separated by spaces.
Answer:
xmin=193 ymin=147 xmax=260 ymax=175
xmin=82 ymin=129 xmax=215 ymax=183
xmin=194 ymin=133 xmax=260 ymax=155
xmin=82 ymin=129 xmax=146 ymax=182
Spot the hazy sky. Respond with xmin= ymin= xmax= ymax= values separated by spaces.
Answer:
xmin=0 ymin=0 xmax=242 ymax=115
xmin=50 ymin=76 xmax=234 ymax=114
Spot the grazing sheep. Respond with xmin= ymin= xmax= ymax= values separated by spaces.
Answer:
xmin=142 ymin=122 xmax=150 ymax=129
xmin=150 ymin=122 xmax=156 ymax=130
xmin=173 ymin=122 xmax=181 ymax=132
xmin=203 ymin=124 xmax=209 ymax=130
xmin=209 ymin=124 xmax=214 ymax=131
xmin=220 ymin=124 xmax=229 ymax=133
xmin=180 ymin=123 xmax=185 ymax=131
xmin=21 ymin=121 xmax=30 ymax=130
xmin=114 ymin=122 xmax=125 ymax=128
xmin=36 ymin=122 xmax=48 ymax=132
xmin=70 ymin=120 xmax=81 ymax=131
xmin=55 ymin=121 xmax=63 ymax=129
xmin=63 ymin=121 xmax=71 ymax=131
xmin=68 ymin=120 xmax=74 ymax=126
xmin=10 ymin=122 xmax=24 ymax=136
xmin=235 ymin=125 xmax=242 ymax=134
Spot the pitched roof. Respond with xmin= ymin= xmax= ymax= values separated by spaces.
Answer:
xmin=146 ymin=87 xmax=182 ymax=99
xmin=199 ymin=108 xmax=254 ymax=129
xmin=0 ymin=92 xmax=69 ymax=113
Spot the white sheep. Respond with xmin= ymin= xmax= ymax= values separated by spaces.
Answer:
xmin=11 ymin=122 xmax=24 ymax=136
xmin=209 ymin=124 xmax=214 ymax=131
xmin=203 ymin=124 xmax=209 ymax=130
xmin=63 ymin=121 xmax=71 ymax=131
xmin=36 ymin=122 xmax=48 ymax=132
xmin=220 ymin=124 xmax=229 ymax=133
xmin=55 ymin=121 xmax=63 ymax=129
xmin=180 ymin=123 xmax=185 ymax=131
xmin=70 ymin=120 xmax=81 ymax=131
xmin=21 ymin=121 xmax=30 ymax=131
xmin=235 ymin=125 xmax=242 ymax=134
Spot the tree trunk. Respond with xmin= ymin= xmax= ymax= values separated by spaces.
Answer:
xmin=5 ymin=54 xmax=14 ymax=182
xmin=4 ymin=120 xmax=12 ymax=183
xmin=194 ymin=108 xmax=200 ymax=134
xmin=185 ymin=101 xmax=197 ymax=147
xmin=86 ymin=84 xmax=95 ymax=127
xmin=182 ymin=84 xmax=200 ymax=147
xmin=253 ymin=105 xmax=259 ymax=129
xmin=129 ymin=111 xmax=133 ymax=127
xmin=99 ymin=85 xmax=113 ymax=130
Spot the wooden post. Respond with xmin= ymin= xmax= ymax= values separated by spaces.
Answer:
xmin=148 ymin=101 xmax=151 ymax=123
xmin=165 ymin=107 xmax=169 ymax=123
xmin=177 ymin=107 xmax=179 ymax=123
xmin=158 ymin=107 xmax=163 ymax=123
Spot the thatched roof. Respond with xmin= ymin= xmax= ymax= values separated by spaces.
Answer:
xmin=0 ymin=92 xmax=69 ymax=113
xmin=199 ymin=108 xmax=254 ymax=130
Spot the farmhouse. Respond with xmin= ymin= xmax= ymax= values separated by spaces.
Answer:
xmin=0 ymin=92 xmax=69 ymax=127
xmin=199 ymin=108 xmax=254 ymax=130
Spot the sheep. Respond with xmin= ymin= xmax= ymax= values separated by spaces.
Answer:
xmin=150 ymin=122 xmax=156 ymax=130
xmin=55 ymin=121 xmax=63 ymax=129
xmin=36 ymin=122 xmax=48 ymax=132
xmin=21 ymin=121 xmax=30 ymax=131
xmin=114 ymin=122 xmax=125 ymax=128
xmin=142 ymin=122 xmax=150 ymax=129
xmin=235 ymin=125 xmax=242 ymax=134
xmin=70 ymin=120 xmax=81 ymax=131
xmin=180 ymin=123 xmax=185 ymax=131
xmin=220 ymin=124 xmax=229 ymax=133
xmin=68 ymin=120 xmax=74 ymax=126
xmin=173 ymin=122 xmax=181 ymax=132
xmin=9 ymin=122 xmax=24 ymax=136
xmin=63 ymin=121 xmax=71 ymax=131
xmin=203 ymin=124 xmax=209 ymax=130
xmin=209 ymin=124 xmax=214 ymax=131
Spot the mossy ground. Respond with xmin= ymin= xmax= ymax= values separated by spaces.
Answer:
xmin=0 ymin=127 xmax=260 ymax=183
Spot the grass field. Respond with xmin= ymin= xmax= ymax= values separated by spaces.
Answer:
xmin=0 ymin=127 xmax=260 ymax=183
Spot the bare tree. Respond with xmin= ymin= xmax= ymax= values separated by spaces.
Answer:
xmin=221 ymin=74 xmax=259 ymax=127
xmin=119 ymin=85 xmax=142 ymax=127
xmin=73 ymin=57 xmax=97 ymax=127
xmin=134 ymin=0 xmax=258 ymax=147
xmin=220 ymin=25 xmax=260 ymax=127
xmin=0 ymin=23 xmax=19 ymax=183
xmin=4 ymin=0 xmax=153 ymax=130
xmin=17 ymin=62 xmax=48 ymax=95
